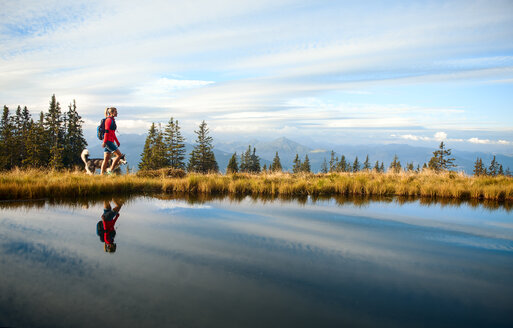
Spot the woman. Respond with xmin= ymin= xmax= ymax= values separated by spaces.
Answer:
xmin=101 ymin=107 xmax=123 ymax=175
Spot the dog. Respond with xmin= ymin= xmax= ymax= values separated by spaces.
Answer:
xmin=81 ymin=149 xmax=127 ymax=175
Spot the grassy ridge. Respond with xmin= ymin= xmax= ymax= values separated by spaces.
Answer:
xmin=1 ymin=169 xmax=512 ymax=202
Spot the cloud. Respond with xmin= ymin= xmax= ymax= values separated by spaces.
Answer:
xmin=468 ymin=137 xmax=511 ymax=145
xmin=1 ymin=0 xmax=513 ymax=144
xmin=434 ymin=132 xmax=447 ymax=141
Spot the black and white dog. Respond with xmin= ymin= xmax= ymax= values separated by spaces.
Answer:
xmin=81 ymin=149 xmax=127 ymax=175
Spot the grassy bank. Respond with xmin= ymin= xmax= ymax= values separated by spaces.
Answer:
xmin=1 ymin=169 xmax=512 ymax=202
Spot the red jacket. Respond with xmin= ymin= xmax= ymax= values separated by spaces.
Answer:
xmin=103 ymin=214 xmax=119 ymax=244
xmin=103 ymin=117 xmax=120 ymax=145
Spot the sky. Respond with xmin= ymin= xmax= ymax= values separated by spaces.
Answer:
xmin=1 ymin=0 xmax=513 ymax=153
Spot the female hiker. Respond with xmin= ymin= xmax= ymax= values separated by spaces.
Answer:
xmin=101 ymin=107 xmax=122 ymax=175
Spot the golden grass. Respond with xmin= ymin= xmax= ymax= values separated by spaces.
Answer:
xmin=1 ymin=168 xmax=512 ymax=202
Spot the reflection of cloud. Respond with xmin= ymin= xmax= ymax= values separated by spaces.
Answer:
xmin=153 ymin=199 xmax=211 ymax=211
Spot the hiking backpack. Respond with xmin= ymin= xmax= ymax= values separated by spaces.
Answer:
xmin=97 ymin=117 xmax=117 ymax=140
xmin=97 ymin=118 xmax=107 ymax=140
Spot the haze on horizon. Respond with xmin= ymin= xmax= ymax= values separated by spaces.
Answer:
xmin=1 ymin=0 xmax=512 ymax=154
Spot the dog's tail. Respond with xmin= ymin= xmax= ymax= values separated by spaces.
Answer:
xmin=81 ymin=149 xmax=89 ymax=165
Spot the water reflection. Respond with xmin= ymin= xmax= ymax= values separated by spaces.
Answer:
xmin=0 ymin=193 xmax=512 ymax=211
xmin=0 ymin=194 xmax=512 ymax=327
xmin=97 ymin=199 xmax=123 ymax=253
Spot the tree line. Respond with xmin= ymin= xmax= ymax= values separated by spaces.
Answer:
xmin=2 ymin=97 xmax=511 ymax=177
xmin=0 ymin=95 xmax=87 ymax=170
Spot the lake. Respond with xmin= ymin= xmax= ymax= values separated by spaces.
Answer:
xmin=1 ymin=195 xmax=512 ymax=327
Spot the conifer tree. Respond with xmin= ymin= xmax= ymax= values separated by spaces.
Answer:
xmin=262 ymin=164 xmax=267 ymax=172
xmin=473 ymin=158 xmax=485 ymax=176
xmin=152 ymin=125 xmax=169 ymax=169
xmin=380 ymin=162 xmax=385 ymax=173
xmin=337 ymin=155 xmax=347 ymax=172
xmin=488 ymin=156 xmax=499 ymax=176
xmin=164 ymin=117 xmax=186 ymax=170
xmin=62 ymin=100 xmax=87 ymax=168
xmin=321 ymin=158 xmax=328 ymax=173
xmin=250 ymin=147 xmax=261 ymax=173
xmin=227 ymin=152 xmax=239 ymax=173
xmin=23 ymin=114 xmax=46 ymax=168
xmin=271 ymin=151 xmax=282 ymax=172
xmin=292 ymin=154 xmax=302 ymax=173
xmin=301 ymin=154 xmax=311 ymax=173
xmin=389 ymin=154 xmax=401 ymax=173
xmin=45 ymin=95 xmax=64 ymax=169
xmin=0 ymin=106 xmax=14 ymax=170
xmin=373 ymin=160 xmax=380 ymax=172
xmin=351 ymin=156 xmax=360 ymax=172
xmin=406 ymin=162 xmax=414 ymax=171
xmin=329 ymin=151 xmax=336 ymax=172
xmin=505 ymin=167 xmax=512 ymax=177
xmin=498 ymin=164 xmax=504 ymax=176
xmin=240 ymin=146 xmax=251 ymax=172
xmin=363 ymin=155 xmax=370 ymax=171
xmin=139 ymin=123 xmax=157 ymax=170
xmin=429 ymin=142 xmax=456 ymax=171
xmin=187 ymin=121 xmax=218 ymax=173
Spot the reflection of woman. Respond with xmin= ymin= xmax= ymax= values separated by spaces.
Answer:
xmin=100 ymin=199 xmax=123 ymax=253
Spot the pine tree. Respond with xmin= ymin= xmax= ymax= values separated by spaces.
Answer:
xmin=380 ymin=162 xmax=385 ymax=173
xmin=406 ymin=162 xmax=414 ymax=171
xmin=389 ymin=154 xmax=401 ymax=173
xmin=488 ymin=156 xmax=499 ymax=177
xmin=226 ymin=152 xmax=238 ymax=173
xmin=337 ymin=155 xmax=347 ymax=172
xmin=321 ymin=158 xmax=328 ymax=173
xmin=301 ymin=154 xmax=311 ymax=173
xmin=373 ymin=160 xmax=380 ymax=172
xmin=270 ymin=151 xmax=282 ymax=172
xmin=0 ymin=106 xmax=14 ymax=170
xmin=187 ymin=121 xmax=218 ymax=173
xmin=262 ymin=164 xmax=267 ymax=172
xmin=45 ymin=95 xmax=64 ymax=169
xmin=240 ymin=146 xmax=251 ymax=172
xmin=164 ymin=117 xmax=186 ymax=170
xmin=152 ymin=125 xmax=169 ymax=169
xmin=363 ymin=155 xmax=370 ymax=171
xmin=473 ymin=158 xmax=485 ymax=176
xmin=292 ymin=154 xmax=301 ymax=173
xmin=62 ymin=100 xmax=87 ymax=168
xmin=505 ymin=167 xmax=512 ymax=177
xmin=250 ymin=147 xmax=261 ymax=173
xmin=352 ymin=156 xmax=360 ymax=172
xmin=498 ymin=164 xmax=504 ymax=176
xmin=139 ymin=123 xmax=157 ymax=170
xmin=329 ymin=151 xmax=336 ymax=172
xmin=429 ymin=142 xmax=456 ymax=172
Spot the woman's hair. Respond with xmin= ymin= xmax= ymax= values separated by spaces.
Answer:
xmin=104 ymin=243 xmax=117 ymax=253
xmin=105 ymin=107 xmax=117 ymax=117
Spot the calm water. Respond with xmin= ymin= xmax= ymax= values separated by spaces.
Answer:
xmin=1 ymin=196 xmax=512 ymax=328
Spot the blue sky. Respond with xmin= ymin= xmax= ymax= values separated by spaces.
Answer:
xmin=1 ymin=0 xmax=512 ymax=153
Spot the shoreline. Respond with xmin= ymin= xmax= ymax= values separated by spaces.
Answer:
xmin=1 ymin=169 xmax=512 ymax=203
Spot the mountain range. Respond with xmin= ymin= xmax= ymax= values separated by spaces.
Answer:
xmin=85 ymin=134 xmax=513 ymax=175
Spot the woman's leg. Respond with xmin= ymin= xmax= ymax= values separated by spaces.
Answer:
xmin=109 ymin=149 xmax=123 ymax=171
xmin=101 ymin=152 xmax=111 ymax=175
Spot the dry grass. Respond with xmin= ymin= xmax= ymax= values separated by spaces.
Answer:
xmin=1 ymin=168 xmax=512 ymax=202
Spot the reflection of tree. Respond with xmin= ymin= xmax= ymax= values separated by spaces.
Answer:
xmin=0 ymin=194 xmax=511 ymax=212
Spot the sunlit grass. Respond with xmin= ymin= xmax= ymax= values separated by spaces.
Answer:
xmin=1 ymin=168 xmax=512 ymax=202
